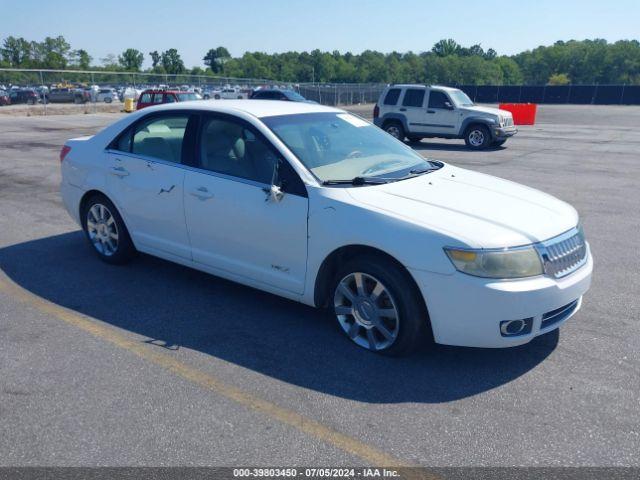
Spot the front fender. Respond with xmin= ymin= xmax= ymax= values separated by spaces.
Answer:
xmin=301 ymin=188 xmax=458 ymax=306
xmin=459 ymin=116 xmax=498 ymax=137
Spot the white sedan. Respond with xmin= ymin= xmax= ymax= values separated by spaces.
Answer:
xmin=60 ymin=100 xmax=592 ymax=355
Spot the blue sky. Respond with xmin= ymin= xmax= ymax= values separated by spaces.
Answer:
xmin=3 ymin=0 xmax=639 ymax=68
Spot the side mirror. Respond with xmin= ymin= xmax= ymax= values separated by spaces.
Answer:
xmin=264 ymin=184 xmax=285 ymax=203
xmin=263 ymin=159 xmax=285 ymax=203
xmin=444 ymin=101 xmax=454 ymax=110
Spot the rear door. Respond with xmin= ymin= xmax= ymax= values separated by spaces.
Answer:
xmin=105 ymin=112 xmax=194 ymax=259
xmin=399 ymin=88 xmax=428 ymax=134
xmin=424 ymin=90 xmax=461 ymax=135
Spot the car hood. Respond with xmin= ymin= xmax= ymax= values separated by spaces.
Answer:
xmin=346 ymin=165 xmax=578 ymax=248
xmin=461 ymin=105 xmax=511 ymax=117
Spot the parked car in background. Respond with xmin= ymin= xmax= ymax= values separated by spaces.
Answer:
xmin=59 ymin=100 xmax=591 ymax=356
xmin=374 ymin=84 xmax=517 ymax=149
xmin=250 ymin=89 xmax=313 ymax=102
xmin=47 ymin=87 xmax=88 ymax=104
xmin=217 ymin=87 xmax=246 ymax=99
xmin=9 ymin=89 xmax=39 ymax=105
xmin=0 ymin=90 xmax=10 ymax=106
xmin=136 ymin=89 xmax=201 ymax=110
xmin=96 ymin=88 xmax=119 ymax=103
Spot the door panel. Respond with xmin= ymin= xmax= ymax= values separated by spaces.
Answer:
xmin=400 ymin=88 xmax=429 ymax=135
xmin=424 ymin=90 xmax=462 ymax=135
xmin=106 ymin=152 xmax=190 ymax=258
xmin=184 ymin=171 xmax=308 ymax=294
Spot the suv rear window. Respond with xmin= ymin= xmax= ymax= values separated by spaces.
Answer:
xmin=383 ymin=88 xmax=401 ymax=105
xmin=402 ymin=89 xmax=425 ymax=107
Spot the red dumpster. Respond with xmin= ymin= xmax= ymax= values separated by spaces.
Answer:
xmin=499 ymin=103 xmax=537 ymax=125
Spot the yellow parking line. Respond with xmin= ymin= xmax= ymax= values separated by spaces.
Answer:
xmin=0 ymin=269 xmax=438 ymax=478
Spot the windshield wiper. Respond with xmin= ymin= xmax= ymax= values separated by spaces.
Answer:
xmin=322 ymin=176 xmax=389 ymax=186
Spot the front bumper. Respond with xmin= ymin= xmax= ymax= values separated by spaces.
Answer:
xmin=493 ymin=125 xmax=518 ymax=139
xmin=409 ymin=245 xmax=593 ymax=348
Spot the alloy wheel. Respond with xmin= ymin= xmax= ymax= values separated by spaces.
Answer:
xmin=386 ymin=125 xmax=401 ymax=139
xmin=86 ymin=203 xmax=119 ymax=256
xmin=468 ymin=129 xmax=485 ymax=147
xmin=334 ymin=272 xmax=400 ymax=351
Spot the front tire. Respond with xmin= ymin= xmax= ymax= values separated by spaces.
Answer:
xmin=492 ymin=139 xmax=507 ymax=147
xmin=331 ymin=255 xmax=429 ymax=356
xmin=464 ymin=124 xmax=491 ymax=150
xmin=81 ymin=194 xmax=135 ymax=264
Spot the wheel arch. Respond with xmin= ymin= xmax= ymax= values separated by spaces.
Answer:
xmin=460 ymin=117 xmax=496 ymax=137
xmin=314 ymin=244 xmax=420 ymax=308
xmin=78 ymin=189 xmax=127 ymax=232
xmin=380 ymin=113 xmax=409 ymax=133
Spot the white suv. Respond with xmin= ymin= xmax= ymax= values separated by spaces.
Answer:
xmin=374 ymin=84 xmax=517 ymax=149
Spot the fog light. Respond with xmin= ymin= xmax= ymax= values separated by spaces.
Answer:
xmin=500 ymin=318 xmax=533 ymax=337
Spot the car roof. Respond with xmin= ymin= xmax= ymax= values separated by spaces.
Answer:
xmin=138 ymin=99 xmax=341 ymax=118
xmin=389 ymin=84 xmax=459 ymax=92
xmin=141 ymin=89 xmax=184 ymax=94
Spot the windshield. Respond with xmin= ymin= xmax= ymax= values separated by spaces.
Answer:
xmin=263 ymin=112 xmax=438 ymax=183
xmin=449 ymin=90 xmax=474 ymax=106
xmin=284 ymin=90 xmax=307 ymax=102
xmin=177 ymin=93 xmax=198 ymax=101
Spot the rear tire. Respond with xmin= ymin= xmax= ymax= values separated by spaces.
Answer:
xmin=407 ymin=135 xmax=422 ymax=143
xmin=464 ymin=124 xmax=491 ymax=150
xmin=330 ymin=254 xmax=429 ymax=356
xmin=81 ymin=194 xmax=136 ymax=265
xmin=383 ymin=121 xmax=405 ymax=141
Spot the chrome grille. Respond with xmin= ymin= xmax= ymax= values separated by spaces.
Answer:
xmin=503 ymin=117 xmax=514 ymax=127
xmin=536 ymin=228 xmax=587 ymax=278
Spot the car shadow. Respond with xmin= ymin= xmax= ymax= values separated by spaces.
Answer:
xmin=0 ymin=232 xmax=558 ymax=404
xmin=407 ymin=140 xmax=507 ymax=152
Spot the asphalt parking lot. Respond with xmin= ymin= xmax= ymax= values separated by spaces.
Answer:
xmin=0 ymin=105 xmax=638 ymax=468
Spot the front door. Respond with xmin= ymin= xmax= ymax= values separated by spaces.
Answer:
xmin=105 ymin=113 xmax=193 ymax=259
xmin=184 ymin=114 xmax=308 ymax=294
xmin=424 ymin=90 xmax=461 ymax=136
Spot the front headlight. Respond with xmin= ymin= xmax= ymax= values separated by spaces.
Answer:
xmin=444 ymin=246 xmax=543 ymax=279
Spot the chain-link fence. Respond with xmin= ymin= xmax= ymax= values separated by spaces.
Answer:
xmin=2 ymin=68 xmax=640 ymax=116
xmin=0 ymin=68 xmax=385 ymax=115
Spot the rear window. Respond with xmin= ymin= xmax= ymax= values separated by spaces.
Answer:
xmin=383 ymin=88 xmax=401 ymax=105
xmin=402 ymin=89 xmax=425 ymax=107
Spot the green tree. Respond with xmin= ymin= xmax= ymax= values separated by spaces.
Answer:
xmin=203 ymin=46 xmax=231 ymax=73
xmin=149 ymin=50 xmax=161 ymax=68
xmin=432 ymin=39 xmax=461 ymax=57
xmin=70 ymin=49 xmax=92 ymax=69
xmin=548 ymin=73 xmax=571 ymax=85
xmin=161 ymin=49 xmax=185 ymax=74
xmin=118 ymin=48 xmax=144 ymax=71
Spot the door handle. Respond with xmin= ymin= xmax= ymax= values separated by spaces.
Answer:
xmin=427 ymin=110 xmax=436 ymax=114
xmin=399 ymin=108 xmax=407 ymax=112
xmin=110 ymin=165 xmax=129 ymax=177
xmin=190 ymin=186 xmax=214 ymax=200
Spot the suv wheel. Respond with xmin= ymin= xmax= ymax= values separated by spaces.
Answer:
xmin=493 ymin=139 xmax=507 ymax=147
xmin=81 ymin=194 xmax=136 ymax=264
xmin=384 ymin=121 xmax=405 ymax=141
xmin=331 ymin=254 xmax=428 ymax=356
xmin=407 ymin=135 xmax=422 ymax=143
xmin=464 ymin=125 xmax=491 ymax=150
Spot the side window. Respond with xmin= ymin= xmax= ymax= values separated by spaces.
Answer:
xmin=140 ymin=93 xmax=152 ymax=103
xmin=199 ymin=116 xmax=280 ymax=185
xmin=131 ymin=115 xmax=189 ymax=163
xmin=383 ymin=88 xmax=401 ymax=105
xmin=112 ymin=128 xmax=132 ymax=152
xmin=165 ymin=94 xmax=176 ymax=103
xmin=428 ymin=91 xmax=450 ymax=109
xmin=153 ymin=93 xmax=164 ymax=104
xmin=402 ymin=89 xmax=425 ymax=107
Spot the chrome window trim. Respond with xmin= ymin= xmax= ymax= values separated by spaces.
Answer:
xmin=105 ymin=149 xmax=272 ymax=190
